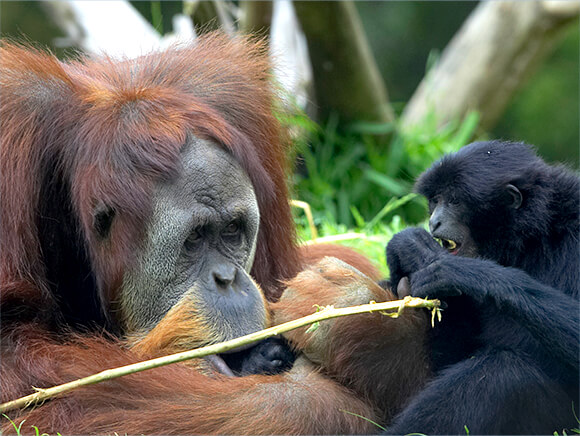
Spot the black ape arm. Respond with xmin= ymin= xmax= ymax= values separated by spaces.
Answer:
xmin=387 ymin=228 xmax=580 ymax=372
xmin=415 ymin=256 xmax=579 ymax=369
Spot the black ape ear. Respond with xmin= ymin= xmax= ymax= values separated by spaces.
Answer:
xmin=506 ymin=184 xmax=523 ymax=210
xmin=93 ymin=203 xmax=116 ymax=239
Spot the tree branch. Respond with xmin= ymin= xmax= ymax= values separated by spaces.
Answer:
xmin=0 ymin=296 xmax=440 ymax=414
xmin=401 ymin=1 xmax=579 ymax=132
xmin=293 ymin=1 xmax=395 ymax=125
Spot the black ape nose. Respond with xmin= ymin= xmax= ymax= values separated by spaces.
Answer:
xmin=429 ymin=217 xmax=440 ymax=234
xmin=429 ymin=207 xmax=442 ymax=234
xmin=212 ymin=264 xmax=237 ymax=288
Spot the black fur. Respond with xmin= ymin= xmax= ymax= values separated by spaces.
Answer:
xmin=385 ymin=141 xmax=579 ymax=435
xmin=222 ymin=336 xmax=296 ymax=376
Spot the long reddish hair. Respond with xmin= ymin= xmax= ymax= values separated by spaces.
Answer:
xmin=0 ymin=33 xmax=300 ymax=329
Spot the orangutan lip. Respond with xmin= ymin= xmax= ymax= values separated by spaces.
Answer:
xmin=206 ymin=354 xmax=235 ymax=377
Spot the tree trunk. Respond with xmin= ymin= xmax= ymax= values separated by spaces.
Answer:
xmin=186 ymin=1 xmax=221 ymax=34
xmin=401 ymin=1 xmax=580 ymax=132
xmin=293 ymin=1 xmax=394 ymax=125
xmin=240 ymin=1 xmax=273 ymax=38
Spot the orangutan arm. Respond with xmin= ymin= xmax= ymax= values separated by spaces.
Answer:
xmin=274 ymin=257 xmax=431 ymax=423
xmin=2 ymin=333 xmax=376 ymax=435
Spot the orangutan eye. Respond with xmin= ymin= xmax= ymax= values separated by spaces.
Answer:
xmin=184 ymin=228 xmax=203 ymax=251
xmin=93 ymin=204 xmax=115 ymax=239
xmin=222 ymin=220 xmax=243 ymax=245
xmin=223 ymin=221 xmax=240 ymax=235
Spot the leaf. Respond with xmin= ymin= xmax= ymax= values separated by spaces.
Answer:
xmin=365 ymin=193 xmax=419 ymax=230
xmin=305 ymin=322 xmax=320 ymax=334
xmin=364 ymin=168 xmax=410 ymax=196
xmin=350 ymin=206 xmax=366 ymax=228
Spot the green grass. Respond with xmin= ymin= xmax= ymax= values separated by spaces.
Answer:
xmin=2 ymin=414 xmax=62 ymax=436
xmin=293 ymin=193 xmax=427 ymax=278
xmin=291 ymin=110 xmax=480 ymax=228
xmin=290 ymin=110 xmax=480 ymax=276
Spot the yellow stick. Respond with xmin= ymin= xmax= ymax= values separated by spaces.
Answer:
xmin=0 ymin=296 xmax=440 ymax=413
xmin=290 ymin=199 xmax=318 ymax=240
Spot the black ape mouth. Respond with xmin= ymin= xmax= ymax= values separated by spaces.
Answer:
xmin=439 ymin=238 xmax=461 ymax=255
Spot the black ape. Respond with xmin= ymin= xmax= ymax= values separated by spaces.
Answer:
xmin=385 ymin=141 xmax=579 ymax=435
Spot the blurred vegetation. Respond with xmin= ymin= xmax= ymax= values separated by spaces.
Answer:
xmin=129 ymin=1 xmax=182 ymax=35
xmin=357 ymin=1 xmax=476 ymax=106
xmin=1 ymin=1 xmax=577 ymax=257
xmin=2 ymin=1 xmax=576 ymax=166
xmin=493 ymin=24 xmax=579 ymax=167
xmin=356 ymin=1 xmax=579 ymax=167
xmin=0 ymin=1 xmax=67 ymax=57
xmin=289 ymin=111 xmax=479 ymax=228
xmin=293 ymin=193 xmax=418 ymax=277
xmin=289 ymin=111 xmax=480 ymax=273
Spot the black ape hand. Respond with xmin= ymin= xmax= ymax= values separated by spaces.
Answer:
xmin=240 ymin=337 xmax=296 ymax=376
xmin=408 ymin=257 xmax=464 ymax=300
xmin=409 ymin=255 xmax=509 ymax=302
xmin=386 ymin=227 xmax=446 ymax=294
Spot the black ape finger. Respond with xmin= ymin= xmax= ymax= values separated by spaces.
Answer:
xmin=387 ymin=227 xmax=444 ymax=277
xmin=396 ymin=277 xmax=412 ymax=298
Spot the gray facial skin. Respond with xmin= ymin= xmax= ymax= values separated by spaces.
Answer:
xmin=120 ymin=137 xmax=266 ymax=342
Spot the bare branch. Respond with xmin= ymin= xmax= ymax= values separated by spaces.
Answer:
xmin=401 ymin=1 xmax=579 ymax=132
xmin=0 ymin=297 xmax=440 ymax=414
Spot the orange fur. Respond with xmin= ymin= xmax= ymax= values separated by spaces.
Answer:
xmin=127 ymin=300 xmax=212 ymax=358
xmin=300 ymin=243 xmax=382 ymax=281
xmin=274 ymin=257 xmax=431 ymax=423
xmin=1 ymin=34 xmax=430 ymax=434
xmin=1 ymin=258 xmax=431 ymax=434
xmin=2 ymin=324 xmax=377 ymax=435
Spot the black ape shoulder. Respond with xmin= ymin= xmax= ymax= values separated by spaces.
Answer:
xmin=386 ymin=141 xmax=579 ymax=435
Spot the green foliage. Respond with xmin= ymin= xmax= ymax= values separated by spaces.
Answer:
xmin=292 ymin=110 xmax=479 ymax=228
xmin=150 ymin=1 xmax=164 ymax=34
xmin=129 ymin=0 xmax=183 ymax=35
xmin=294 ymin=196 xmax=426 ymax=278
xmin=3 ymin=414 xmax=26 ymax=435
xmin=291 ymin=110 xmax=479 ymax=276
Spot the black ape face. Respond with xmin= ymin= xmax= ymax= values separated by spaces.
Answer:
xmin=119 ymin=137 xmax=266 ymax=342
xmin=426 ymin=197 xmax=477 ymax=257
xmin=417 ymin=141 xmax=526 ymax=259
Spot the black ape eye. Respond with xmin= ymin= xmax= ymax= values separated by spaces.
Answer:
xmin=184 ymin=229 xmax=203 ymax=251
